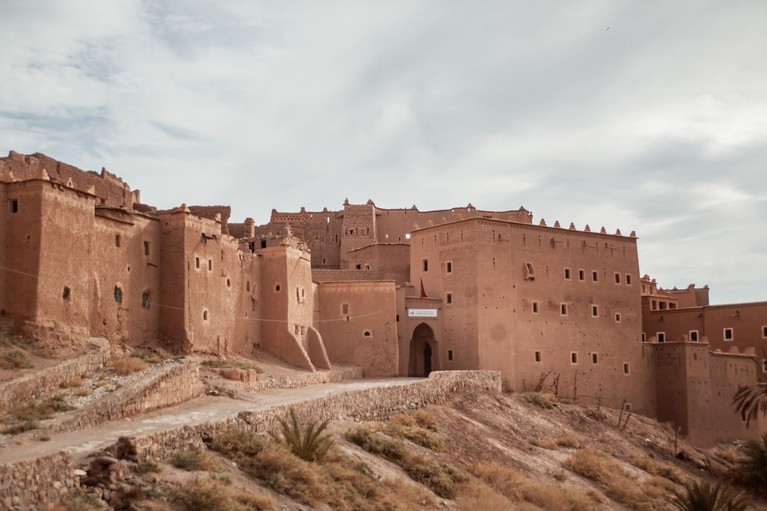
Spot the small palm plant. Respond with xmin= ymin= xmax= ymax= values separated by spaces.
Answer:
xmin=734 ymin=434 xmax=767 ymax=496
xmin=670 ymin=479 xmax=749 ymax=511
xmin=733 ymin=385 xmax=767 ymax=427
xmin=271 ymin=408 xmax=333 ymax=462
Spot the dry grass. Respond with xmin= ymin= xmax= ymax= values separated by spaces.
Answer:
xmin=201 ymin=357 xmax=263 ymax=372
xmin=524 ymin=392 xmax=557 ymax=409
xmin=385 ymin=410 xmax=444 ymax=451
xmin=172 ymin=449 xmax=219 ymax=472
xmin=563 ymin=449 xmax=674 ymax=510
xmin=172 ymin=478 xmax=273 ymax=511
xmin=455 ymin=479 xmax=515 ymax=511
xmin=529 ymin=437 xmax=558 ymax=450
xmin=627 ymin=454 xmax=683 ymax=483
xmin=556 ymin=435 xmax=582 ymax=449
xmin=1 ymin=394 xmax=74 ymax=434
xmin=59 ymin=376 xmax=84 ymax=388
xmin=111 ymin=357 xmax=148 ymax=375
xmin=53 ymin=494 xmax=104 ymax=510
xmin=0 ymin=349 xmax=33 ymax=369
xmin=472 ymin=462 xmax=596 ymax=511
xmin=131 ymin=346 xmax=172 ymax=363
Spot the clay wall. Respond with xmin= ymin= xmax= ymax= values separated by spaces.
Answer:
xmin=648 ymin=342 xmax=764 ymax=446
xmin=1 ymin=181 xmax=44 ymax=321
xmin=187 ymin=205 xmax=231 ymax=235
xmin=157 ymin=211 xmax=188 ymax=349
xmin=408 ymin=218 xmax=654 ymax=414
xmin=346 ymin=243 xmax=410 ymax=282
xmin=339 ymin=202 xmax=377 ymax=269
xmin=89 ymin=211 xmax=161 ymax=345
xmin=0 ymin=151 xmax=137 ymax=208
xmin=316 ymin=281 xmax=399 ymax=376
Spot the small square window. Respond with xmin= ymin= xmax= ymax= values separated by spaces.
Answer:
xmin=532 ymin=301 xmax=539 ymax=314
xmin=564 ymin=268 xmax=571 ymax=280
xmin=625 ymin=274 xmax=632 ymax=285
xmin=623 ymin=362 xmax=630 ymax=375
xmin=570 ymin=352 xmax=578 ymax=364
xmin=446 ymin=261 xmax=452 ymax=274
xmin=614 ymin=272 xmax=621 ymax=284
xmin=355 ymin=264 xmax=362 ymax=270
xmin=591 ymin=353 xmax=599 ymax=364
xmin=446 ymin=292 xmax=452 ymax=304
xmin=657 ymin=332 xmax=666 ymax=343
xmin=591 ymin=305 xmax=599 ymax=317
xmin=534 ymin=351 xmax=542 ymax=362
xmin=763 ymin=326 xmax=767 ymax=338
xmin=560 ymin=303 xmax=568 ymax=316
xmin=624 ymin=403 xmax=632 ymax=412
xmin=592 ymin=270 xmax=599 ymax=282
xmin=578 ymin=269 xmax=585 ymax=281
xmin=615 ymin=313 xmax=621 ymax=323
xmin=448 ymin=350 xmax=454 ymax=361
xmin=422 ymin=259 xmax=429 ymax=272
xmin=724 ymin=328 xmax=734 ymax=341
xmin=689 ymin=330 xmax=699 ymax=342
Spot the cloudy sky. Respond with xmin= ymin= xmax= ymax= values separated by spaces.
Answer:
xmin=1 ymin=1 xmax=765 ymax=304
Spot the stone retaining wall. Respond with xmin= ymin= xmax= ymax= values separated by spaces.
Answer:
xmin=0 ymin=338 xmax=110 ymax=409
xmin=214 ymin=365 xmax=363 ymax=390
xmin=51 ymin=360 xmax=203 ymax=433
xmin=0 ymin=370 xmax=500 ymax=510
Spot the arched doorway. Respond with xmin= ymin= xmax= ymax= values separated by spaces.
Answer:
xmin=409 ymin=323 xmax=437 ymax=377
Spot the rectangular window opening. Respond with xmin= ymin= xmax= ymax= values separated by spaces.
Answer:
xmin=422 ymin=259 xmax=429 ymax=272
xmin=342 ymin=303 xmax=349 ymax=315
xmin=448 ymin=350 xmax=454 ymax=361
xmin=592 ymin=270 xmax=599 ymax=282
xmin=689 ymin=330 xmax=699 ymax=342
xmin=623 ymin=362 xmax=630 ymax=375
xmin=591 ymin=353 xmax=599 ymax=364
xmin=9 ymin=199 xmax=19 ymax=213
xmin=446 ymin=261 xmax=452 ymax=274
xmin=115 ymin=234 xmax=121 ymax=247
xmin=560 ymin=303 xmax=568 ymax=316
xmin=625 ymin=274 xmax=632 ymax=285
xmin=591 ymin=305 xmax=599 ymax=317
xmin=724 ymin=328 xmax=734 ymax=341
xmin=195 ymin=257 xmax=200 ymax=269
xmin=532 ymin=301 xmax=539 ymax=314
xmin=446 ymin=292 xmax=452 ymax=304
xmin=657 ymin=332 xmax=666 ymax=343
xmin=641 ymin=332 xmax=646 ymax=342
xmin=143 ymin=241 xmax=150 ymax=256
xmin=534 ymin=351 xmax=542 ymax=362
xmin=564 ymin=268 xmax=571 ymax=280
xmin=615 ymin=313 xmax=621 ymax=323
xmin=762 ymin=326 xmax=767 ymax=338
xmin=578 ymin=269 xmax=585 ymax=281
xmin=570 ymin=352 xmax=578 ymax=364
xmin=614 ymin=272 xmax=621 ymax=284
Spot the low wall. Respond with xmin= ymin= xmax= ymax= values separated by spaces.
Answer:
xmin=0 ymin=338 xmax=110 ymax=409
xmin=131 ymin=370 xmax=501 ymax=460
xmin=0 ymin=370 xmax=500 ymax=509
xmin=52 ymin=360 xmax=203 ymax=433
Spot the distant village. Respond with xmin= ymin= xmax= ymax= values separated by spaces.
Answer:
xmin=1 ymin=150 xmax=765 ymax=446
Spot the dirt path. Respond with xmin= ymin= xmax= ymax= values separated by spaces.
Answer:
xmin=0 ymin=377 xmax=422 ymax=465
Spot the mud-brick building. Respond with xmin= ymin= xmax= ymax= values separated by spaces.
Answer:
xmin=2 ymin=150 xmax=766 ymax=445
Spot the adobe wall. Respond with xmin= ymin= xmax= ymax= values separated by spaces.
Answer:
xmin=346 ymin=243 xmax=410 ymax=282
xmin=316 ymin=281 xmax=399 ymax=376
xmin=648 ymin=341 xmax=763 ymax=446
xmin=0 ymin=338 xmax=110 ymax=409
xmin=339 ymin=202 xmax=378 ymax=269
xmin=89 ymin=211 xmax=161 ymax=345
xmin=408 ymin=217 xmax=655 ymax=414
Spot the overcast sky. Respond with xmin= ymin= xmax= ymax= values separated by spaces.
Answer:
xmin=1 ymin=1 xmax=766 ymax=304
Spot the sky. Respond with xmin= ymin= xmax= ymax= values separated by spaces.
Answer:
xmin=1 ymin=1 xmax=766 ymax=304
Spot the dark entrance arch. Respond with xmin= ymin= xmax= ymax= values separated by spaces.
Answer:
xmin=408 ymin=323 xmax=437 ymax=377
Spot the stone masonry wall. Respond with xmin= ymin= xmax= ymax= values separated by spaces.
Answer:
xmin=52 ymin=360 xmax=203 ymax=433
xmin=0 ymin=338 xmax=110 ymax=409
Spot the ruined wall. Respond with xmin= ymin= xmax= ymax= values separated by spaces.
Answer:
xmin=316 ymin=281 xmax=399 ymax=376
xmin=0 ymin=151 xmax=138 ymax=208
xmin=0 ymin=452 xmax=81 ymax=510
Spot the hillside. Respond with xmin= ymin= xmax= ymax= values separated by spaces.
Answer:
xmin=56 ymin=389 xmax=767 ymax=511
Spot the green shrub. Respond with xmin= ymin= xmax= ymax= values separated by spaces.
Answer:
xmin=271 ymin=408 xmax=333 ymax=462
xmin=734 ymin=433 xmax=767 ymax=496
xmin=670 ymin=479 xmax=749 ymax=511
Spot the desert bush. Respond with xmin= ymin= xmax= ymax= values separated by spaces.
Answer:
xmin=0 ymin=349 xmax=33 ymax=369
xmin=131 ymin=346 xmax=172 ymax=363
xmin=172 ymin=478 xmax=273 ymax=511
xmin=111 ymin=357 xmax=148 ymax=375
xmin=385 ymin=411 xmax=443 ymax=450
xmin=201 ymin=357 xmax=262 ymax=372
xmin=135 ymin=460 xmax=161 ymax=474
xmin=670 ymin=479 xmax=749 ymax=511
xmin=172 ymin=449 xmax=218 ymax=472
xmin=455 ymin=478 xmax=514 ymax=511
xmin=524 ymin=392 xmax=557 ymax=409
xmin=54 ymin=494 xmax=104 ymax=510
xmin=271 ymin=408 xmax=333 ymax=462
